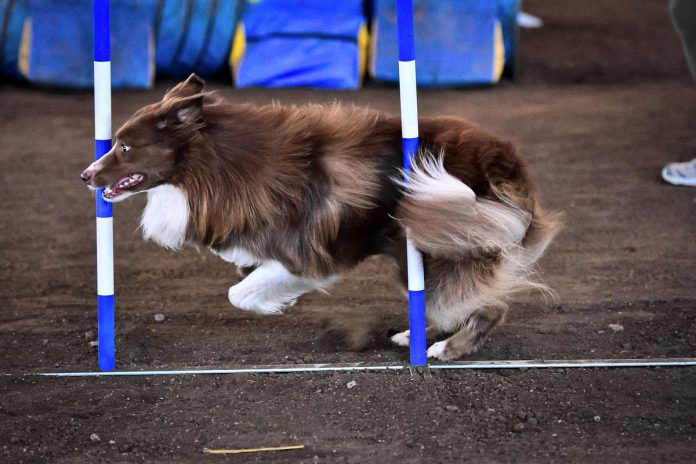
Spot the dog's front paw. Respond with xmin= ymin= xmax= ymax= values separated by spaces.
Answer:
xmin=235 ymin=265 xmax=257 ymax=279
xmin=227 ymin=285 xmax=288 ymax=315
xmin=390 ymin=330 xmax=410 ymax=347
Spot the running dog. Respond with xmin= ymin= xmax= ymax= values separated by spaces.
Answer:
xmin=80 ymin=74 xmax=560 ymax=360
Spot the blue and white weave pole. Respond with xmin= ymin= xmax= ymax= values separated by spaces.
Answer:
xmin=396 ymin=0 xmax=427 ymax=366
xmin=94 ymin=0 xmax=115 ymax=371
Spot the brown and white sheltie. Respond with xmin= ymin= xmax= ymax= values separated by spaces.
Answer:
xmin=81 ymin=74 xmax=560 ymax=360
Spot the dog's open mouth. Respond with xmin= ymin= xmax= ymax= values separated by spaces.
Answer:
xmin=103 ymin=173 xmax=146 ymax=199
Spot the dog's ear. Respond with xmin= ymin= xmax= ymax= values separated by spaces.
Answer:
xmin=163 ymin=73 xmax=205 ymax=100
xmin=157 ymin=94 xmax=205 ymax=130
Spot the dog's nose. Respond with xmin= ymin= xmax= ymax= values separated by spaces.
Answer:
xmin=80 ymin=170 xmax=92 ymax=183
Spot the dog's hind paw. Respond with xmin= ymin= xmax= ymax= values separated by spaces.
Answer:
xmin=426 ymin=341 xmax=449 ymax=360
xmin=390 ymin=330 xmax=410 ymax=347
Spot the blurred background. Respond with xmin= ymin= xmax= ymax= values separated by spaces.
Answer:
xmin=1 ymin=0 xmax=529 ymax=89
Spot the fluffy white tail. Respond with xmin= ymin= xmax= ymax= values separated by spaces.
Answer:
xmin=399 ymin=156 xmax=532 ymax=257
xmin=398 ymin=154 xmax=560 ymax=303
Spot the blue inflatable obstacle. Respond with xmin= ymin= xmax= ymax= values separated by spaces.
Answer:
xmin=232 ymin=0 xmax=368 ymax=89
xmin=19 ymin=0 xmax=154 ymax=88
xmin=371 ymin=0 xmax=520 ymax=86
xmin=0 ymin=0 xmax=28 ymax=79
xmin=154 ymin=0 xmax=242 ymax=77
xmin=498 ymin=0 xmax=521 ymax=78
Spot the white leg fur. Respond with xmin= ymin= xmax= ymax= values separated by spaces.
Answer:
xmin=212 ymin=247 xmax=262 ymax=267
xmin=140 ymin=184 xmax=189 ymax=250
xmin=426 ymin=340 xmax=448 ymax=360
xmin=228 ymin=261 xmax=337 ymax=315
xmin=390 ymin=330 xmax=410 ymax=347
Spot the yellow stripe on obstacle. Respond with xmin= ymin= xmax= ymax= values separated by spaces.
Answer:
xmin=357 ymin=22 xmax=369 ymax=84
xmin=229 ymin=23 xmax=246 ymax=82
xmin=493 ymin=21 xmax=505 ymax=82
xmin=18 ymin=18 xmax=32 ymax=77
xmin=204 ymin=445 xmax=305 ymax=454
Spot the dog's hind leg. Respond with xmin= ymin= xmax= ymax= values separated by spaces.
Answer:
xmin=426 ymin=302 xmax=508 ymax=361
xmin=390 ymin=326 xmax=443 ymax=347
xmin=227 ymin=261 xmax=337 ymax=315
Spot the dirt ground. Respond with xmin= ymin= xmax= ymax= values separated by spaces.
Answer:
xmin=1 ymin=1 xmax=696 ymax=462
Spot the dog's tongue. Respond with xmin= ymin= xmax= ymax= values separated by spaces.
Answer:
xmin=103 ymin=173 xmax=145 ymax=199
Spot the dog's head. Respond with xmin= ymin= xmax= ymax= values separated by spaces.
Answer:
xmin=80 ymin=73 xmax=208 ymax=202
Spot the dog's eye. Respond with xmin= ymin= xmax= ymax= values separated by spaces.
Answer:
xmin=121 ymin=144 xmax=130 ymax=153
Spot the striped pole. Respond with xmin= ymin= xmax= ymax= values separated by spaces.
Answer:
xmin=396 ymin=0 xmax=426 ymax=366
xmin=93 ymin=0 xmax=115 ymax=371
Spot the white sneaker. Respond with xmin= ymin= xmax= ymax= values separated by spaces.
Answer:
xmin=661 ymin=158 xmax=696 ymax=187
xmin=517 ymin=12 xmax=543 ymax=29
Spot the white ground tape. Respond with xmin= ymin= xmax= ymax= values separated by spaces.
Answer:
xmin=4 ymin=358 xmax=696 ymax=378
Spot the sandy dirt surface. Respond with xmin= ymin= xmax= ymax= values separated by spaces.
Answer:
xmin=1 ymin=1 xmax=696 ymax=462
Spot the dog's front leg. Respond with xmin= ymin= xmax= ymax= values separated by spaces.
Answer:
xmin=227 ymin=261 xmax=337 ymax=315
xmin=235 ymin=265 xmax=257 ymax=279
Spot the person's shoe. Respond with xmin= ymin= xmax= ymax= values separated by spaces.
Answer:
xmin=661 ymin=158 xmax=696 ymax=186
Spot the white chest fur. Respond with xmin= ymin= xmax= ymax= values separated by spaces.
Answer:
xmin=141 ymin=184 xmax=190 ymax=250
